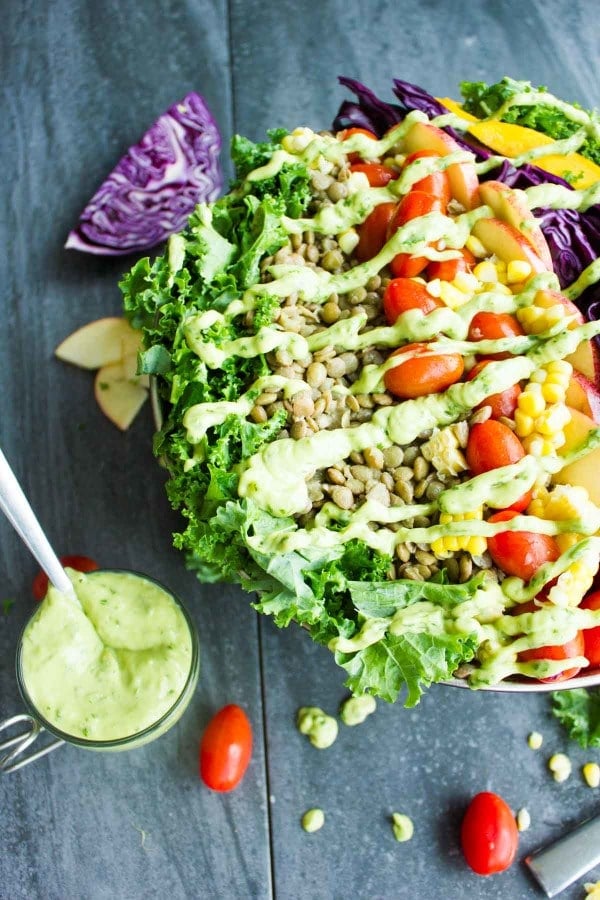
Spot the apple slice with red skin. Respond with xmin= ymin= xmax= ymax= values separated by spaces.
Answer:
xmin=55 ymin=317 xmax=142 ymax=369
xmin=478 ymin=181 xmax=553 ymax=269
xmin=534 ymin=289 xmax=600 ymax=383
xmin=565 ymin=371 xmax=600 ymax=424
xmin=471 ymin=217 xmax=549 ymax=273
xmin=403 ymin=122 xmax=480 ymax=210
xmin=553 ymin=406 xmax=600 ymax=505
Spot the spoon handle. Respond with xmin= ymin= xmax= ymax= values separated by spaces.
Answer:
xmin=0 ymin=449 xmax=75 ymax=597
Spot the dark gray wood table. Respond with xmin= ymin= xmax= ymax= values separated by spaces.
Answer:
xmin=1 ymin=2 xmax=599 ymax=897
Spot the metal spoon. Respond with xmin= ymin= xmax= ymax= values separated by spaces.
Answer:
xmin=0 ymin=447 xmax=76 ymax=600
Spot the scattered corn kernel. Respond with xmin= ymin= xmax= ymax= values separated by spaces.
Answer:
xmin=541 ymin=381 xmax=565 ymax=404
xmin=548 ymin=753 xmax=572 ymax=783
xmin=584 ymin=883 xmax=600 ymax=899
xmin=453 ymin=271 xmax=479 ymax=294
xmin=506 ymin=260 xmax=532 ymax=283
xmin=426 ymin=278 xmax=442 ymax=298
xmin=391 ymin=812 xmax=414 ymax=843
xmin=301 ymin=808 xmax=325 ymax=833
xmin=516 ymin=808 xmax=531 ymax=832
xmin=528 ymin=731 xmax=543 ymax=750
xmin=431 ymin=509 xmax=487 ymax=558
xmin=439 ymin=281 xmax=470 ymax=309
xmin=465 ymin=235 xmax=488 ymax=258
xmin=282 ymin=127 xmax=315 ymax=153
xmin=514 ymin=409 xmax=535 ymax=437
xmin=583 ymin=762 xmax=600 ymax=788
xmin=338 ymin=229 xmax=359 ymax=255
xmin=473 ymin=260 xmax=499 ymax=283
xmin=518 ymin=390 xmax=546 ymax=418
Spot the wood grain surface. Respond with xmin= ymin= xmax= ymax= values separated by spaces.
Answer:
xmin=1 ymin=1 xmax=599 ymax=898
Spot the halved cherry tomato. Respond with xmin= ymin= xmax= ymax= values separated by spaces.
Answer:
xmin=384 ymin=342 xmax=464 ymax=399
xmin=519 ymin=630 xmax=585 ymax=682
xmin=337 ymin=126 xmax=377 ymax=162
xmin=199 ymin=704 xmax=253 ymax=792
xmin=356 ymin=201 xmax=397 ymax=262
xmin=580 ymin=590 xmax=600 ymax=667
xmin=461 ymin=791 xmax=519 ymax=876
xmin=427 ymin=247 xmax=476 ymax=282
xmin=403 ymin=150 xmax=451 ymax=208
xmin=467 ymin=359 xmax=522 ymax=420
xmin=466 ymin=420 xmax=525 ymax=475
xmin=467 ymin=312 xmax=524 ymax=360
xmin=487 ymin=510 xmax=560 ymax=581
xmin=387 ymin=191 xmax=443 ymax=278
xmin=32 ymin=554 xmax=99 ymax=601
xmin=349 ymin=162 xmax=397 ymax=187
xmin=382 ymin=278 xmax=442 ymax=324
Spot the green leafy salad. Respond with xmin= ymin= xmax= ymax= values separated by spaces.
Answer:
xmin=122 ymin=79 xmax=600 ymax=706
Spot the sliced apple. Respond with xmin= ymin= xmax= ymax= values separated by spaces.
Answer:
xmin=55 ymin=317 xmax=142 ymax=370
xmin=478 ymin=181 xmax=553 ymax=269
xmin=566 ymin=372 xmax=600 ymax=423
xmin=94 ymin=355 xmax=148 ymax=431
xmin=403 ymin=122 xmax=480 ymax=210
xmin=470 ymin=217 xmax=549 ymax=273
xmin=553 ymin=407 xmax=600 ymax=504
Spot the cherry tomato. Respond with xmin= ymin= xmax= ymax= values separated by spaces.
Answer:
xmin=519 ymin=630 xmax=585 ymax=682
xmin=200 ymin=704 xmax=253 ymax=792
xmin=461 ymin=791 xmax=519 ymax=876
xmin=32 ymin=554 xmax=99 ymax=601
xmin=487 ymin=510 xmax=560 ymax=581
xmin=384 ymin=342 xmax=464 ymax=399
xmin=349 ymin=162 xmax=398 ymax=187
xmin=337 ymin=126 xmax=377 ymax=162
xmin=580 ymin=591 xmax=600 ymax=667
xmin=403 ymin=150 xmax=451 ymax=207
xmin=467 ymin=359 xmax=522 ymax=420
xmin=387 ymin=191 xmax=443 ymax=278
xmin=466 ymin=420 xmax=525 ymax=475
xmin=427 ymin=247 xmax=476 ymax=282
xmin=356 ymin=202 xmax=397 ymax=262
xmin=468 ymin=312 xmax=524 ymax=360
xmin=382 ymin=278 xmax=443 ymax=324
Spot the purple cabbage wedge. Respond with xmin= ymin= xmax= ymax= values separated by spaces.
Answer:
xmin=334 ymin=76 xmax=600 ymax=319
xmin=65 ymin=92 xmax=222 ymax=256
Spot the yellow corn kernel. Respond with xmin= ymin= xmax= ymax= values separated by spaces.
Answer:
xmin=556 ymin=534 xmax=580 ymax=553
xmin=453 ymin=271 xmax=479 ymax=294
xmin=548 ymin=753 xmax=572 ymax=783
xmin=338 ymin=229 xmax=359 ymax=255
xmin=537 ymin=405 xmax=571 ymax=435
xmin=426 ymin=278 xmax=442 ymax=298
xmin=514 ymin=409 xmax=535 ymax=437
xmin=547 ymin=359 xmax=573 ymax=377
xmin=467 ymin=536 xmax=488 ymax=557
xmin=506 ymin=260 xmax=533 ymax=283
xmin=527 ymin=731 xmax=543 ymax=750
xmin=439 ymin=281 xmax=469 ymax=309
xmin=281 ymin=127 xmax=315 ymax=153
xmin=518 ymin=390 xmax=546 ymax=418
xmin=583 ymin=762 xmax=600 ymax=788
xmin=516 ymin=808 xmax=531 ymax=832
xmin=523 ymin=435 xmax=555 ymax=456
xmin=465 ymin=235 xmax=488 ymax=258
xmin=529 ymin=368 xmax=547 ymax=384
xmin=541 ymin=381 xmax=565 ymax=404
xmin=473 ymin=260 xmax=498 ymax=283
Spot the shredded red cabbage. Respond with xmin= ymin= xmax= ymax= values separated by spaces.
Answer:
xmin=334 ymin=76 xmax=600 ymax=319
xmin=65 ymin=92 xmax=222 ymax=256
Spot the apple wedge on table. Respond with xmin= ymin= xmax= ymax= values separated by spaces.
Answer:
xmin=55 ymin=317 xmax=149 ymax=430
